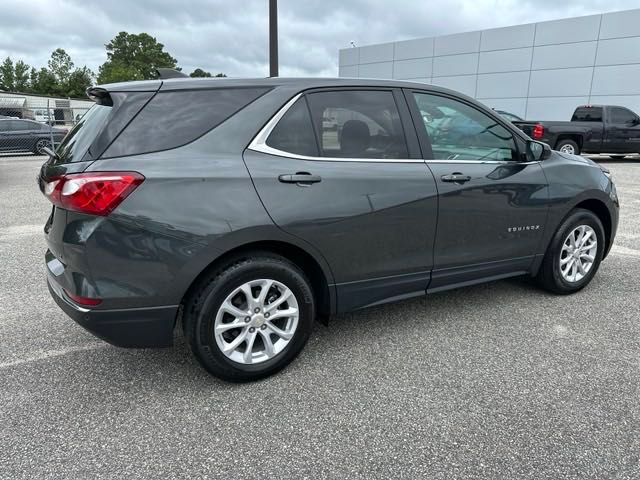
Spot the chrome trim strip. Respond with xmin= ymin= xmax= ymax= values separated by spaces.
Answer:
xmin=247 ymin=93 xmax=539 ymax=166
xmin=247 ymin=93 xmax=424 ymax=164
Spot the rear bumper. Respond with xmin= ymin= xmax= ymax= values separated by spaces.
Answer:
xmin=47 ymin=275 xmax=178 ymax=348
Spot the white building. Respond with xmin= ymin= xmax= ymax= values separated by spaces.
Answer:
xmin=338 ymin=8 xmax=640 ymax=121
xmin=0 ymin=91 xmax=93 ymax=124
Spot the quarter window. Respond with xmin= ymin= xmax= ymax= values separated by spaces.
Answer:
xmin=610 ymin=107 xmax=637 ymax=125
xmin=266 ymin=98 xmax=319 ymax=157
xmin=413 ymin=92 xmax=516 ymax=161
xmin=305 ymin=90 xmax=409 ymax=159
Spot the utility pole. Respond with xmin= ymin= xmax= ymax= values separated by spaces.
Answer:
xmin=269 ymin=0 xmax=278 ymax=77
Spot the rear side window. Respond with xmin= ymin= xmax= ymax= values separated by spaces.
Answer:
xmin=571 ymin=107 xmax=603 ymax=122
xmin=266 ymin=98 xmax=319 ymax=157
xmin=104 ymin=88 xmax=269 ymax=158
xmin=610 ymin=107 xmax=637 ymax=125
xmin=306 ymin=90 xmax=409 ymax=159
xmin=54 ymin=104 xmax=112 ymax=164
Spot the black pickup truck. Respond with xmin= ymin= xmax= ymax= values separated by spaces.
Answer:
xmin=513 ymin=105 xmax=640 ymax=157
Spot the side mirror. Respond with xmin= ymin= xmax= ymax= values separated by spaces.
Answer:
xmin=526 ymin=140 xmax=552 ymax=161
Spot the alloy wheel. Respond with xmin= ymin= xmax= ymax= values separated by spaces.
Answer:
xmin=559 ymin=225 xmax=598 ymax=283
xmin=213 ymin=279 xmax=299 ymax=365
xmin=559 ymin=144 xmax=575 ymax=154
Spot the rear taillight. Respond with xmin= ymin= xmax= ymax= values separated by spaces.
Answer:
xmin=532 ymin=123 xmax=544 ymax=139
xmin=43 ymin=172 xmax=144 ymax=216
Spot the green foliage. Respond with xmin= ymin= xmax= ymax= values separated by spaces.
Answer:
xmin=1 ymin=32 xmax=225 ymax=97
xmin=0 ymin=57 xmax=15 ymax=90
xmin=97 ymin=32 xmax=178 ymax=83
xmin=14 ymin=60 xmax=30 ymax=91
xmin=190 ymin=68 xmax=212 ymax=77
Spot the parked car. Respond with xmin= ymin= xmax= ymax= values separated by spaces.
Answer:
xmin=39 ymin=77 xmax=619 ymax=382
xmin=513 ymin=105 xmax=640 ymax=157
xmin=0 ymin=119 xmax=67 ymax=155
xmin=494 ymin=109 xmax=524 ymax=122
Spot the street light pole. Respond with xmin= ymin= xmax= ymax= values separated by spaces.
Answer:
xmin=269 ymin=0 xmax=278 ymax=77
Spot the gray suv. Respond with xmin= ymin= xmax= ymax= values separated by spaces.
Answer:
xmin=39 ymin=77 xmax=619 ymax=382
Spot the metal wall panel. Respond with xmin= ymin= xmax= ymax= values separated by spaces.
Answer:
xmin=359 ymin=43 xmax=394 ymax=64
xmin=393 ymin=58 xmax=432 ymax=79
xmin=528 ymin=67 xmax=593 ymax=97
xmin=476 ymin=71 xmax=530 ymax=98
xmin=534 ymin=15 xmax=601 ymax=45
xmin=433 ymin=53 xmax=478 ymax=77
xmin=434 ymin=31 xmax=481 ymax=56
xmin=394 ymin=37 xmax=434 ymax=60
xmin=532 ymin=42 xmax=597 ymax=70
xmin=478 ymin=48 xmax=532 ymax=74
xmin=358 ymin=62 xmax=393 ymax=78
xmin=480 ymin=24 xmax=536 ymax=51
xmin=339 ymin=8 xmax=640 ymax=120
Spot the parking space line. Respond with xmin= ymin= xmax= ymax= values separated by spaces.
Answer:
xmin=0 ymin=343 xmax=109 ymax=370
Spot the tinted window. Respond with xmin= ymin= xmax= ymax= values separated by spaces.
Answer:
xmin=306 ymin=90 xmax=409 ymax=159
xmin=266 ymin=98 xmax=318 ymax=157
xmin=11 ymin=120 xmax=32 ymax=131
xmin=104 ymin=88 xmax=269 ymax=158
xmin=55 ymin=104 xmax=112 ymax=164
xmin=571 ymin=107 xmax=603 ymax=122
xmin=413 ymin=92 xmax=516 ymax=161
xmin=610 ymin=107 xmax=637 ymax=125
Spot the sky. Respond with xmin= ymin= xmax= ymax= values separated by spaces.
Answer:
xmin=0 ymin=0 xmax=637 ymax=78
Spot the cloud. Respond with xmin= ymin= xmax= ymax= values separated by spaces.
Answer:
xmin=0 ymin=0 xmax=634 ymax=79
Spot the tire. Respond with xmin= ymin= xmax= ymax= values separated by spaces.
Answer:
xmin=183 ymin=252 xmax=315 ymax=382
xmin=556 ymin=139 xmax=580 ymax=155
xmin=34 ymin=138 xmax=52 ymax=155
xmin=536 ymin=209 xmax=605 ymax=294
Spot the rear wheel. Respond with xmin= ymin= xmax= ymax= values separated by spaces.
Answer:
xmin=183 ymin=253 xmax=315 ymax=382
xmin=556 ymin=139 xmax=580 ymax=155
xmin=536 ymin=209 xmax=605 ymax=294
xmin=34 ymin=138 xmax=52 ymax=155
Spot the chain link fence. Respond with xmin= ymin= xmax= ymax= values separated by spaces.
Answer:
xmin=0 ymin=95 xmax=92 ymax=156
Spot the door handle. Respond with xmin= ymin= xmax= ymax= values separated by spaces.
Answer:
xmin=441 ymin=173 xmax=471 ymax=183
xmin=278 ymin=173 xmax=322 ymax=185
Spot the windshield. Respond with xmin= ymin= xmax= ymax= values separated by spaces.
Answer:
xmin=54 ymin=104 xmax=111 ymax=164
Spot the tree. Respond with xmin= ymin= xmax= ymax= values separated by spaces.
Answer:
xmin=97 ymin=32 xmax=178 ymax=84
xmin=214 ymin=73 xmax=227 ymax=78
xmin=14 ymin=60 xmax=30 ymax=92
xmin=0 ymin=57 xmax=15 ymax=91
xmin=66 ymin=66 xmax=94 ymax=98
xmin=190 ymin=68 xmax=212 ymax=77
xmin=31 ymin=67 xmax=57 ymax=96
xmin=48 ymin=48 xmax=74 ymax=94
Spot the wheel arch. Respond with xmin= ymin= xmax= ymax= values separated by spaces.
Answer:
xmin=555 ymin=134 xmax=583 ymax=151
xmin=573 ymin=198 xmax=613 ymax=258
xmin=179 ymin=239 xmax=336 ymax=322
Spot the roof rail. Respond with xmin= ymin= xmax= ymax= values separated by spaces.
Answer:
xmin=155 ymin=68 xmax=188 ymax=79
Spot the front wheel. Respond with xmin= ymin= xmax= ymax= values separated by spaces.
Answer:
xmin=183 ymin=253 xmax=315 ymax=382
xmin=536 ymin=209 xmax=605 ymax=294
xmin=556 ymin=139 xmax=580 ymax=155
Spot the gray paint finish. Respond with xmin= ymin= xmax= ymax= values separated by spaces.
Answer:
xmin=339 ymin=8 xmax=640 ymax=121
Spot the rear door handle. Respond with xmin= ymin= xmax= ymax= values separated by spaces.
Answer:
xmin=441 ymin=173 xmax=471 ymax=183
xmin=278 ymin=173 xmax=322 ymax=185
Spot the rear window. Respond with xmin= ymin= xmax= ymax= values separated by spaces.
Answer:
xmin=54 ymin=104 xmax=112 ymax=164
xmin=571 ymin=107 xmax=603 ymax=122
xmin=103 ymin=87 xmax=269 ymax=158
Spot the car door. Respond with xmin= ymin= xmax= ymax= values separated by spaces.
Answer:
xmin=406 ymin=89 xmax=549 ymax=292
xmin=606 ymin=106 xmax=640 ymax=153
xmin=244 ymin=88 xmax=438 ymax=312
xmin=0 ymin=120 xmax=11 ymax=151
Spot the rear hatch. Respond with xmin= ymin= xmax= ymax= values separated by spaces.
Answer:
xmin=39 ymin=84 xmax=160 ymax=273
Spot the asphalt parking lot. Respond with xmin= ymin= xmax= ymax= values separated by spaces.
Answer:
xmin=1 ymin=154 xmax=638 ymax=479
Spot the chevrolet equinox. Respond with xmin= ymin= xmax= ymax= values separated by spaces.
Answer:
xmin=39 ymin=77 xmax=619 ymax=382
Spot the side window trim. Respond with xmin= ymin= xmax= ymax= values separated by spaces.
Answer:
xmin=405 ymin=88 xmax=523 ymax=163
xmin=248 ymin=89 xmax=422 ymax=163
